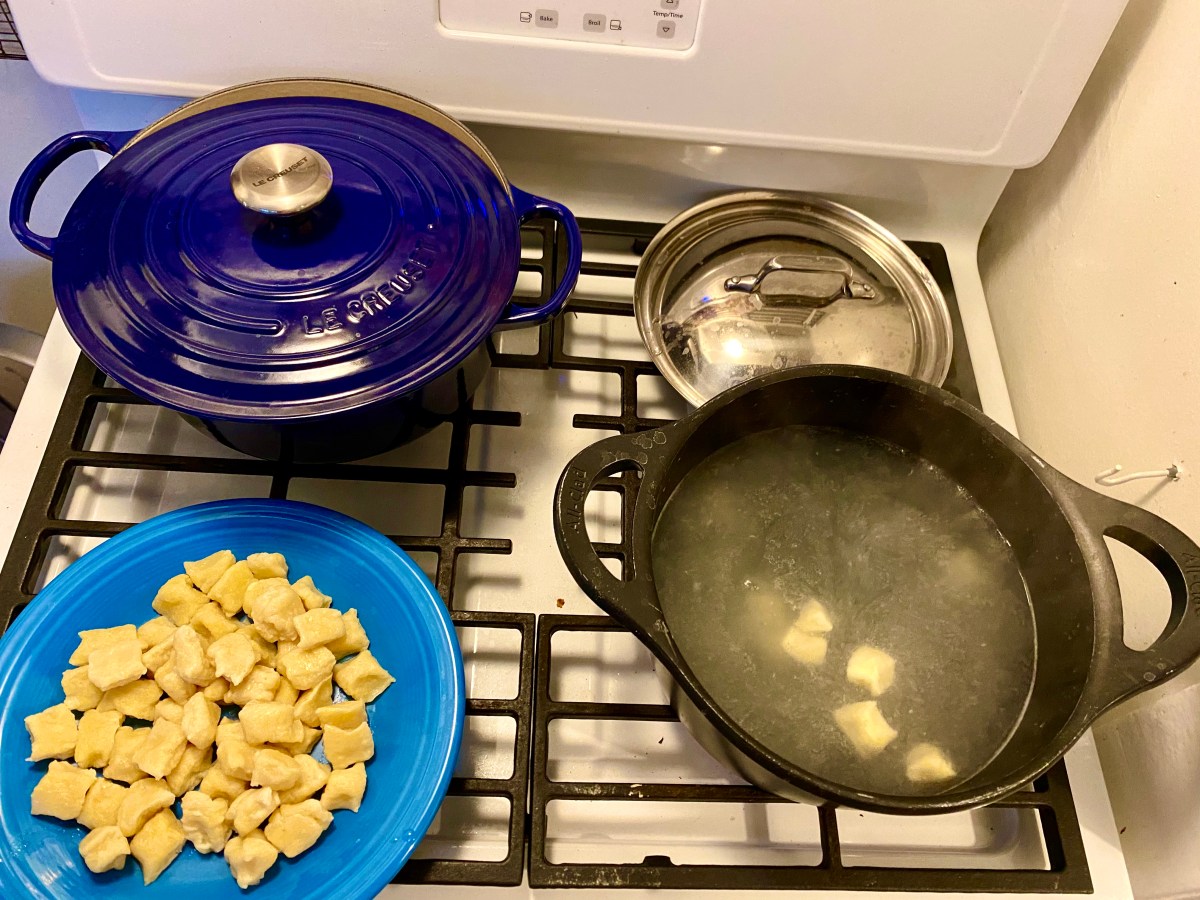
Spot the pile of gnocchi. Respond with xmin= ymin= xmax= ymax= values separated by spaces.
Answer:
xmin=24 ymin=550 xmax=394 ymax=889
xmin=780 ymin=598 xmax=955 ymax=783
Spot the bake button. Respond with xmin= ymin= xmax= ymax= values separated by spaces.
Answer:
xmin=535 ymin=9 xmax=558 ymax=28
xmin=661 ymin=0 xmax=680 ymax=8
xmin=657 ymin=20 xmax=677 ymax=38
xmin=583 ymin=13 xmax=606 ymax=32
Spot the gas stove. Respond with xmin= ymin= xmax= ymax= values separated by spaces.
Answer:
xmin=0 ymin=215 xmax=1133 ymax=897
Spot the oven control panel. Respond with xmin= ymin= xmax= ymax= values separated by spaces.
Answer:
xmin=439 ymin=0 xmax=700 ymax=50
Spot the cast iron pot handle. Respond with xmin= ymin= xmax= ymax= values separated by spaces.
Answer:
xmin=9 ymin=130 xmax=135 ymax=260
xmin=496 ymin=186 xmax=583 ymax=329
xmin=553 ymin=430 xmax=677 ymax=652
xmin=1065 ymin=479 xmax=1200 ymax=712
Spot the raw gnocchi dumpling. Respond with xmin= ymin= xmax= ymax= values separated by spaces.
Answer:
xmin=906 ymin=743 xmax=957 ymax=783
xmin=845 ymin=645 xmax=895 ymax=697
xmin=833 ymin=701 xmax=898 ymax=758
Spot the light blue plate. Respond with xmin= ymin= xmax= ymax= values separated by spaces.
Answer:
xmin=0 ymin=499 xmax=464 ymax=899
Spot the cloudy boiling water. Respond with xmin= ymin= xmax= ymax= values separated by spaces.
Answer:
xmin=651 ymin=425 xmax=1035 ymax=796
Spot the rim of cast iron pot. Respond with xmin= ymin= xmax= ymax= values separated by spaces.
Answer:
xmin=642 ymin=365 xmax=1096 ymax=813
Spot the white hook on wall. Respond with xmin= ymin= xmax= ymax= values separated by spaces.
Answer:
xmin=1094 ymin=463 xmax=1184 ymax=487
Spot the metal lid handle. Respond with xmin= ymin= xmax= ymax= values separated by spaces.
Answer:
xmin=724 ymin=254 xmax=877 ymax=308
xmin=230 ymin=143 xmax=333 ymax=216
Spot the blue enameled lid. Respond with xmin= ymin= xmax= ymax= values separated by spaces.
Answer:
xmin=49 ymin=89 xmax=526 ymax=420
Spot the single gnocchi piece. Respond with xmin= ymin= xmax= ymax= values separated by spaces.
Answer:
xmin=134 ymin=718 xmax=188 ymax=781
xmin=190 ymin=602 xmax=240 ymax=643
xmin=77 ymin=777 xmax=128 ymax=830
xmin=116 ymin=777 xmax=175 ymax=837
xmin=62 ymin=666 xmax=103 ymax=711
xmin=780 ymin=628 xmax=827 ymax=666
xmin=293 ymin=608 xmax=345 ymax=650
xmin=173 ymin=625 xmax=216 ymax=687
xmin=26 ymin=702 xmax=79 ymax=761
xmin=153 ymin=659 xmax=198 ymax=705
xmin=833 ymin=701 xmax=898 ymax=758
xmin=793 ymin=599 xmax=833 ymax=634
xmin=87 ymin=637 xmax=147 ymax=692
xmin=315 ymin=700 xmax=367 ymax=730
xmin=274 ymin=677 xmax=300 ymax=705
xmin=264 ymin=798 xmax=333 ymax=858
xmin=906 ymin=743 xmax=957 ymax=783
xmin=246 ymin=580 xmax=305 ymax=643
xmin=208 ymin=562 xmax=257 ymax=619
xmin=75 ymin=709 xmax=122 ymax=769
xmin=224 ymin=664 xmax=280 ymax=706
xmin=130 ymin=807 xmax=186 ymax=885
xmin=184 ymin=549 xmax=237 ymax=594
xmin=141 ymin=636 xmax=175 ymax=675
xmin=198 ymin=766 xmax=248 ymax=804
xmin=166 ymin=743 xmax=213 ymax=797
xmin=207 ymin=631 xmax=258 ymax=687
xmin=152 ymin=574 xmax=209 ymax=627
xmin=246 ymin=552 xmax=288 ymax=580
xmin=239 ymin=625 xmax=277 ymax=667
xmin=333 ymin=649 xmax=394 ymax=702
xmin=79 ymin=825 xmax=131 ymax=874
xmin=322 ymin=721 xmax=375 ymax=769
xmin=846 ymin=645 xmax=896 ymax=697
xmin=101 ymin=679 xmax=162 ymax=721
xmin=279 ymin=754 xmax=330 ymax=804
xmin=291 ymin=575 xmax=332 ymax=611
xmin=203 ymin=677 xmax=231 ymax=703
xmin=325 ymin=608 xmax=369 ymax=659
xmin=181 ymin=790 xmax=232 ymax=854
xmin=277 ymin=645 xmax=337 ymax=692
xmin=181 ymin=693 xmax=221 ymax=748
xmin=251 ymin=748 xmax=302 ymax=792
xmin=216 ymin=735 xmax=258 ymax=782
xmin=103 ymin=726 xmax=151 ymax=784
xmin=70 ymin=624 xmax=138 ymax=667
xmin=321 ymin=762 xmax=367 ymax=813
xmin=136 ymin=616 xmax=176 ymax=651
xmin=240 ymin=700 xmax=302 ymax=746
xmin=228 ymin=786 xmax=280 ymax=836
xmin=224 ymin=829 xmax=279 ymax=890
xmin=31 ymin=761 xmax=97 ymax=820
xmin=155 ymin=698 xmax=184 ymax=724
xmin=294 ymin=678 xmax=334 ymax=727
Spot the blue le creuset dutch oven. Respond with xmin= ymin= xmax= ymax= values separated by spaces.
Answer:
xmin=8 ymin=78 xmax=582 ymax=463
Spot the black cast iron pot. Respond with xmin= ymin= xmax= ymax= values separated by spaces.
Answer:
xmin=553 ymin=366 xmax=1200 ymax=813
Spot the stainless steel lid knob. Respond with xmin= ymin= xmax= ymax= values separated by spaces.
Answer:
xmin=230 ymin=143 xmax=333 ymax=216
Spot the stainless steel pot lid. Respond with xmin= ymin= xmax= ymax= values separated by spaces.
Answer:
xmin=635 ymin=192 xmax=952 ymax=405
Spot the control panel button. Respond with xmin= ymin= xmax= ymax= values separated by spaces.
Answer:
xmin=520 ymin=11 xmax=532 ymax=23
xmin=609 ymin=18 xmax=622 ymax=31
xmin=657 ymin=20 xmax=677 ymax=38
xmin=583 ymin=13 xmax=606 ymax=32
xmin=535 ymin=9 xmax=558 ymax=28
xmin=661 ymin=0 xmax=680 ymax=8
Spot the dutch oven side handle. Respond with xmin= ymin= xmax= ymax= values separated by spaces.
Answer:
xmin=553 ymin=430 xmax=681 ymax=666
xmin=9 ymin=130 xmax=137 ymax=260
xmin=1065 ymin=479 xmax=1200 ymax=713
xmin=494 ymin=187 xmax=583 ymax=330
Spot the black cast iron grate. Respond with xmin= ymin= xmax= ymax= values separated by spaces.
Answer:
xmin=0 ymin=2 xmax=25 ymax=60
xmin=0 ymin=217 xmax=1090 ymax=892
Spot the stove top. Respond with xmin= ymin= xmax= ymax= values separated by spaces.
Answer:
xmin=0 ymin=217 xmax=1093 ymax=893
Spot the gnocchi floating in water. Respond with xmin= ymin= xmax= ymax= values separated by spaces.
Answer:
xmin=26 ymin=551 xmax=388 ymax=889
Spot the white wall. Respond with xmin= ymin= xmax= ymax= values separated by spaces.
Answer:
xmin=0 ymin=62 xmax=94 ymax=337
xmin=980 ymin=2 xmax=1200 ymax=896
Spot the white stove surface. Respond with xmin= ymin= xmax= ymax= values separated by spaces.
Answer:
xmin=0 ymin=229 xmax=1134 ymax=898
